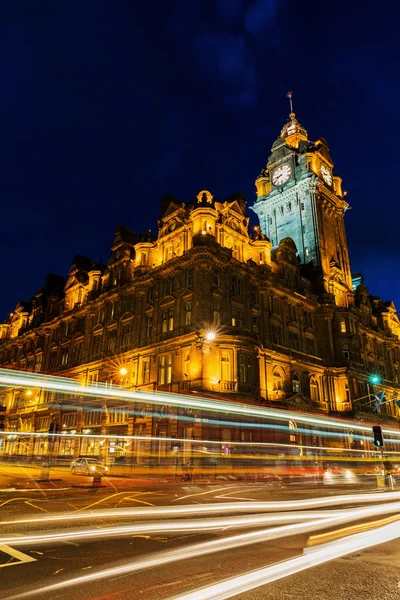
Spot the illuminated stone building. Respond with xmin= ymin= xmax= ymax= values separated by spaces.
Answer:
xmin=1 ymin=111 xmax=400 ymax=460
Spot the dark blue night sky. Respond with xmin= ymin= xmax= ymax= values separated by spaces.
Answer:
xmin=1 ymin=1 xmax=398 ymax=319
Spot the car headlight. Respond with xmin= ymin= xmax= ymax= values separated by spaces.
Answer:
xmin=345 ymin=469 xmax=353 ymax=479
xmin=90 ymin=466 xmax=96 ymax=471
xmin=105 ymin=467 xmax=108 ymax=471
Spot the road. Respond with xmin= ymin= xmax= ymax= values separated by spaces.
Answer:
xmin=1 ymin=466 xmax=400 ymax=599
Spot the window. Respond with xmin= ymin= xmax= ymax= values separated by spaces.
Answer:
xmin=342 ymin=344 xmax=350 ymax=360
xmin=107 ymin=302 xmax=115 ymax=320
xmin=345 ymin=382 xmax=350 ymax=402
xmin=213 ymin=302 xmax=221 ymax=326
xmin=252 ymin=315 xmax=259 ymax=334
xmin=93 ymin=335 xmax=102 ymax=356
xmin=271 ymin=324 xmax=281 ymax=345
xmin=162 ymin=308 xmax=174 ymax=333
xmin=221 ymin=351 xmax=231 ymax=381
xmin=185 ymin=269 xmax=193 ymax=289
xmin=84 ymin=410 xmax=102 ymax=426
xmin=72 ymin=342 xmax=82 ymax=363
xmin=306 ymin=336 xmax=315 ymax=355
xmin=143 ymin=360 xmax=150 ymax=384
xmin=185 ymin=302 xmax=192 ymax=325
xmin=162 ymin=277 xmax=175 ymax=297
xmin=148 ymin=287 xmax=153 ymax=303
xmin=34 ymin=354 xmax=43 ymax=373
xmin=310 ymin=377 xmax=319 ymax=402
xmin=273 ymin=369 xmax=283 ymax=391
xmin=231 ymin=276 xmax=242 ymax=296
xmin=122 ymin=322 xmax=133 ymax=346
xmin=61 ymin=346 xmax=69 ymax=366
xmin=107 ymin=329 xmax=117 ymax=352
xmin=238 ymin=354 xmax=251 ymax=384
xmin=146 ymin=315 xmax=152 ymax=339
xmin=340 ymin=320 xmax=346 ymax=333
xmin=289 ymin=330 xmax=299 ymax=350
xmin=292 ymin=374 xmax=301 ymax=393
xmin=49 ymin=350 xmax=58 ymax=370
xmin=159 ymin=354 xmax=172 ymax=385
xmin=232 ymin=308 xmax=243 ymax=328
xmin=213 ymin=269 xmax=220 ymax=287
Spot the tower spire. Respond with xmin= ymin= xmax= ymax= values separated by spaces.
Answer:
xmin=286 ymin=91 xmax=294 ymax=115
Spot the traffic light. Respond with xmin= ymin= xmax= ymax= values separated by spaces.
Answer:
xmin=0 ymin=404 xmax=6 ymax=432
xmin=372 ymin=425 xmax=384 ymax=448
xmin=370 ymin=375 xmax=382 ymax=385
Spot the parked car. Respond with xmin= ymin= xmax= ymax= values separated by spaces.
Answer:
xmin=70 ymin=458 xmax=109 ymax=476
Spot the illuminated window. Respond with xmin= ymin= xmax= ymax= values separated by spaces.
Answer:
xmin=221 ymin=351 xmax=231 ymax=381
xmin=143 ymin=360 xmax=150 ymax=384
xmin=162 ymin=308 xmax=174 ymax=333
xmin=159 ymin=354 xmax=172 ymax=386
xmin=292 ymin=374 xmax=301 ymax=393
xmin=213 ymin=302 xmax=221 ymax=326
xmin=310 ymin=377 xmax=319 ymax=402
xmin=340 ymin=320 xmax=346 ymax=333
xmin=185 ymin=302 xmax=192 ymax=325
xmin=61 ymin=346 xmax=69 ymax=366
xmin=273 ymin=369 xmax=283 ymax=391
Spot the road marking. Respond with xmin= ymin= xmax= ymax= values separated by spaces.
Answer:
xmin=117 ymin=496 xmax=154 ymax=507
xmin=24 ymin=501 xmax=48 ymax=512
xmin=0 ymin=545 xmax=37 ymax=568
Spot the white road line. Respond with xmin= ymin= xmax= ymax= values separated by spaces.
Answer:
xmin=0 ymin=545 xmax=37 ymax=568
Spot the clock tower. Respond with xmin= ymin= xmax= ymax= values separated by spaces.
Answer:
xmin=251 ymin=110 xmax=353 ymax=307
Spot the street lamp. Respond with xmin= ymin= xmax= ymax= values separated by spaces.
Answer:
xmin=119 ymin=367 xmax=128 ymax=376
xmin=205 ymin=331 xmax=216 ymax=342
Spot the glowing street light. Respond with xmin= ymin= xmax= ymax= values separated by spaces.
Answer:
xmin=205 ymin=331 xmax=216 ymax=342
xmin=370 ymin=375 xmax=381 ymax=385
xmin=119 ymin=368 xmax=128 ymax=376
xmin=26 ymin=390 xmax=33 ymax=396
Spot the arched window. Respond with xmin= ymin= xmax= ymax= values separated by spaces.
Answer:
xmin=273 ymin=368 xmax=283 ymax=391
xmin=310 ymin=377 xmax=319 ymax=402
xmin=292 ymin=374 xmax=301 ymax=393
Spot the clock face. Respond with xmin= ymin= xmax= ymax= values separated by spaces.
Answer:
xmin=169 ymin=222 xmax=176 ymax=232
xmin=320 ymin=164 xmax=332 ymax=186
xmin=272 ymin=163 xmax=292 ymax=186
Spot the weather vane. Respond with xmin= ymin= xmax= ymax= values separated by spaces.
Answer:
xmin=286 ymin=91 xmax=294 ymax=113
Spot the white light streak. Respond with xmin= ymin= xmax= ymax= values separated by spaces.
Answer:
xmin=169 ymin=519 xmax=400 ymax=600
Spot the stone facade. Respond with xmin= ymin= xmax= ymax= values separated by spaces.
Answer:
xmin=1 ymin=114 xmax=400 ymax=459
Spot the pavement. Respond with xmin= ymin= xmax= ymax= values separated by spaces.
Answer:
xmin=1 ymin=466 xmax=400 ymax=599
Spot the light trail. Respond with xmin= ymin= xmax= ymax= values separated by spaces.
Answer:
xmin=6 ymin=499 xmax=400 ymax=599
xmin=1 ymin=368 xmax=399 ymax=437
xmin=169 ymin=519 xmax=400 ymax=600
xmin=0 ymin=510 xmax=357 ymax=546
xmin=3 ymin=490 xmax=400 ymax=526
xmin=0 ymin=429 xmax=381 ymax=456
xmin=4 ymin=499 xmax=400 ymax=547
